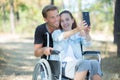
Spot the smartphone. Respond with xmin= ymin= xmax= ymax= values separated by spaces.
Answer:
xmin=82 ymin=12 xmax=91 ymax=27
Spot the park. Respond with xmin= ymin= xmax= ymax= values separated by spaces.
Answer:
xmin=0 ymin=0 xmax=120 ymax=80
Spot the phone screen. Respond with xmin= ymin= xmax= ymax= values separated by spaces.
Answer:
xmin=82 ymin=12 xmax=91 ymax=27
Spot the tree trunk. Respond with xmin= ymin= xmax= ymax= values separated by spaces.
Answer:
xmin=16 ymin=11 xmax=20 ymax=21
xmin=114 ymin=0 xmax=120 ymax=57
xmin=10 ymin=0 xmax=15 ymax=35
xmin=51 ymin=0 xmax=54 ymax=5
xmin=2 ymin=4 xmax=6 ymax=22
xmin=2 ymin=3 xmax=6 ymax=32
xmin=117 ymin=44 xmax=120 ymax=57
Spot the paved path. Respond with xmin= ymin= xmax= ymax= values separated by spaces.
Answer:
xmin=0 ymin=35 xmax=119 ymax=80
xmin=0 ymin=36 xmax=39 ymax=80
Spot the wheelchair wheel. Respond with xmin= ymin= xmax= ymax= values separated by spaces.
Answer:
xmin=32 ymin=58 xmax=52 ymax=80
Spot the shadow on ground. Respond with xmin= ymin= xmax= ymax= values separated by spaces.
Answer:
xmin=0 ymin=37 xmax=40 ymax=80
xmin=0 ymin=37 xmax=120 ymax=80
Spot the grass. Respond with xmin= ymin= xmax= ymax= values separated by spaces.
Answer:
xmin=91 ymin=40 xmax=120 ymax=80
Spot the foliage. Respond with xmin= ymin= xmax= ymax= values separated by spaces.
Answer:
xmin=81 ymin=0 xmax=114 ymax=34
xmin=0 ymin=0 xmax=114 ymax=36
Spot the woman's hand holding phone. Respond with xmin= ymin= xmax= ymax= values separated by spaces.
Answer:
xmin=82 ymin=12 xmax=91 ymax=27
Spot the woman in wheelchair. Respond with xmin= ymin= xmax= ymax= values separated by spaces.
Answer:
xmin=52 ymin=10 xmax=102 ymax=80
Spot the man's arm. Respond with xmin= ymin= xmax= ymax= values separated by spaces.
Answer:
xmin=34 ymin=44 xmax=53 ymax=57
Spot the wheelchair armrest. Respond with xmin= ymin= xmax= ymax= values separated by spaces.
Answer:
xmin=51 ymin=50 xmax=60 ymax=55
xmin=82 ymin=51 xmax=100 ymax=55
xmin=82 ymin=50 xmax=101 ymax=63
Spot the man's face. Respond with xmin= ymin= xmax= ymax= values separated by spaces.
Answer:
xmin=44 ymin=10 xmax=60 ymax=29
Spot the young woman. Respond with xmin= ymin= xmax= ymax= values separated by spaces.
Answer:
xmin=52 ymin=10 xmax=102 ymax=80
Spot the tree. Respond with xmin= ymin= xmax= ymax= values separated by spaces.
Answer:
xmin=114 ymin=0 xmax=120 ymax=57
xmin=9 ymin=0 xmax=15 ymax=34
xmin=51 ymin=0 xmax=54 ymax=5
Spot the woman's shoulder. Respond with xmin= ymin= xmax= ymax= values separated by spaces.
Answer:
xmin=53 ymin=29 xmax=62 ymax=34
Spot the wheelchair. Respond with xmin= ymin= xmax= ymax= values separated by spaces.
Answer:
xmin=32 ymin=33 xmax=102 ymax=80
xmin=32 ymin=50 xmax=101 ymax=80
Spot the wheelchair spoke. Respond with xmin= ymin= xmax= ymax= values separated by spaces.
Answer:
xmin=32 ymin=59 xmax=52 ymax=80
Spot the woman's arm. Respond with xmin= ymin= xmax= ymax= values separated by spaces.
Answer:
xmin=63 ymin=28 xmax=80 ymax=39
xmin=63 ymin=22 xmax=83 ymax=39
xmin=84 ymin=26 xmax=91 ymax=41
xmin=52 ymin=27 xmax=82 ymax=42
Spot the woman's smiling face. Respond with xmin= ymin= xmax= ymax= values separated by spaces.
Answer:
xmin=60 ymin=13 xmax=74 ymax=31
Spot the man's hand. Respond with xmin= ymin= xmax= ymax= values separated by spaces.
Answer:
xmin=43 ymin=47 xmax=53 ymax=56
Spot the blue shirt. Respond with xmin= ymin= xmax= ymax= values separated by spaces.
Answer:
xmin=52 ymin=29 xmax=91 ymax=61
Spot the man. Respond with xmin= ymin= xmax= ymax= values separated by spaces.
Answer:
xmin=34 ymin=5 xmax=59 ymax=58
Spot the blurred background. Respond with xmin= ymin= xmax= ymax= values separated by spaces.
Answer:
xmin=0 ymin=0 xmax=114 ymax=37
xmin=0 ymin=0 xmax=120 ymax=80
